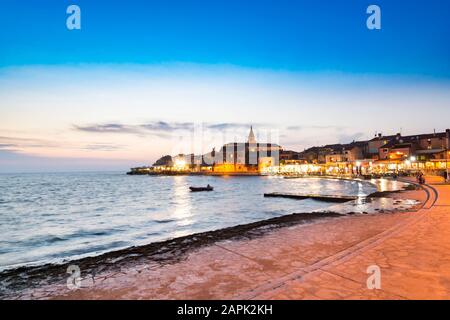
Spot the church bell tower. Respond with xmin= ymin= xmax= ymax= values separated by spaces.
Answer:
xmin=248 ymin=126 xmax=256 ymax=144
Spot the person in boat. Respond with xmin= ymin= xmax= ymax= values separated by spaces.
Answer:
xmin=207 ymin=184 xmax=211 ymax=189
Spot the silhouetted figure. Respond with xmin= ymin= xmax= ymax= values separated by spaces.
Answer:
xmin=416 ymin=171 xmax=425 ymax=184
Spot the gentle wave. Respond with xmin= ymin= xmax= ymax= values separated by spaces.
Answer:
xmin=0 ymin=172 xmax=377 ymax=270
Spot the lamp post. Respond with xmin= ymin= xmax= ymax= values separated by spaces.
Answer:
xmin=446 ymin=129 xmax=450 ymax=183
xmin=445 ymin=148 xmax=450 ymax=182
xmin=356 ymin=161 xmax=361 ymax=176
xmin=410 ymin=156 xmax=416 ymax=173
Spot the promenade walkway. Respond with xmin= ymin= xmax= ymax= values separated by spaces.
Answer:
xmin=26 ymin=177 xmax=450 ymax=300
xmin=244 ymin=177 xmax=450 ymax=299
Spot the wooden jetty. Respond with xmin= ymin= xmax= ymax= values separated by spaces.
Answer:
xmin=264 ymin=192 xmax=359 ymax=203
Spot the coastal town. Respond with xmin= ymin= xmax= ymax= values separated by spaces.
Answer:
xmin=3 ymin=0 xmax=450 ymax=307
xmin=129 ymin=127 xmax=450 ymax=180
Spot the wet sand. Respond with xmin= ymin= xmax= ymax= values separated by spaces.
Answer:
xmin=0 ymin=178 xmax=432 ymax=299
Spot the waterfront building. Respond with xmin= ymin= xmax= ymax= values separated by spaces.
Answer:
xmin=211 ymin=126 xmax=282 ymax=173
xmin=373 ymin=129 xmax=450 ymax=173
xmin=135 ymin=128 xmax=449 ymax=177
xmin=367 ymin=133 xmax=396 ymax=160
xmin=324 ymin=142 xmax=365 ymax=163
xmin=149 ymin=127 xmax=281 ymax=174
xmin=279 ymin=150 xmax=303 ymax=162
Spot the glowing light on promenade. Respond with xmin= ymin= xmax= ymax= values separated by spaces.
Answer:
xmin=174 ymin=159 xmax=187 ymax=170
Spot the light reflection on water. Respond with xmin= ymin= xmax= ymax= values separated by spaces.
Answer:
xmin=371 ymin=178 xmax=406 ymax=192
xmin=173 ymin=176 xmax=194 ymax=229
xmin=0 ymin=172 xmax=378 ymax=270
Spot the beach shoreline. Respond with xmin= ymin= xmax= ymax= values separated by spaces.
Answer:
xmin=0 ymin=177 xmax=424 ymax=299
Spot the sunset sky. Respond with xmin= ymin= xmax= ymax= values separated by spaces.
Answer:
xmin=1 ymin=0 xmax=449 ymax=172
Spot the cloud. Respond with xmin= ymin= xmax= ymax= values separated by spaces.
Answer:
xmin=0 ymin=136 xmax=58 ymax=149
xmin=0 ymin=135 xmax=127 ymax=154
xmin=286 ymin=125 xmax=346 ymax=131
xmin=207 ymin=123 xmax=257 ymax=130
xmin=73 ymin=124 xmax=140 ymax=134
xmin=337 ymin=132 xmax=366 ymax=143
xmin=74 ymin=122 xmax=190 ymax=139
xmin=73 ymin=121 xmax=263 ymax=138
xmin=81 ymin=143 xmax=124 ymax=151
xmin=0 ymin=143 xmax=17 ymax=151
xmin=140 ymin=121 xmax=194 ymax=132
xmin=74 ymin=122 xmax=191 ymax=135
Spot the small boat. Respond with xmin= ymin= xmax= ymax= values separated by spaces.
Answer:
xmin=189 ymin=185 xmax=214 ymax=192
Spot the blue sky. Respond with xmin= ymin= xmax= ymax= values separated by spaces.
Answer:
xmin=0 ymin=0 xmax=450 ymax=172
xmin=1 ymin=0 xmax=449 ymax=76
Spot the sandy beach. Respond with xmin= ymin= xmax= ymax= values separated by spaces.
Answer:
xmin=2 ymin=176 xmax=445 ymax=300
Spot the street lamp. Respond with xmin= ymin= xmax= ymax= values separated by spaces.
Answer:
xmin=447 ymin=150 xmax=450 ymax=183
xmin=409 ymin=156 xmax=417 ymax=173
xmin=355 ymin=161 xmax=361 ymax=175
xmin=446 ymin=131 xmax=450 ymax=183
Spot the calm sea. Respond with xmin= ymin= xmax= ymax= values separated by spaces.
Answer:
xmin=0 ymin=172 xmax=376 ymax=271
